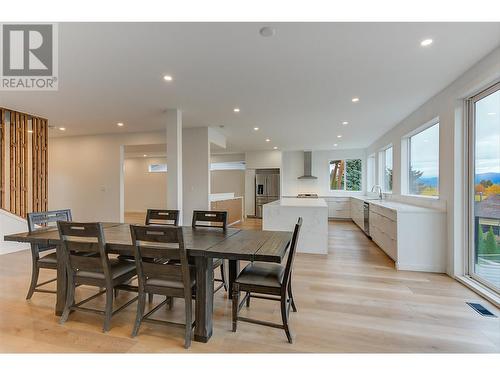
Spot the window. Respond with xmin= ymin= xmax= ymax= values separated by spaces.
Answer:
xmin=148 ymin=164 xmax=167 ymax=173
xmin=407 ymin=122 xmax=439 ymax=196
xmin=468 ymin=82 xmax=500 ymax=293
xmin=367 ymin=154 xmax=376 ymax=190
xmin=210 ymin=161 xmax=246 ymax=171
xmin=380 ymin=146 xmax=393 ymax=192
xmin=329 ymin=159 xmax=362 ymax=191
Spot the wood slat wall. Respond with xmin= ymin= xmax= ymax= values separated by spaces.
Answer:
xmin=0 ymin=108 xmax=48 ymax=218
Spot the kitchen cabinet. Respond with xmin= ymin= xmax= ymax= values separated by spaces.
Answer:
xmin=350 ymin=197 xmax=365 ymax=229
xmin=324 ymin=197 xmax=351 ymax=219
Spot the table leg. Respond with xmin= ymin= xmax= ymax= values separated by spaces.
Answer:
xmin=194 ymin=256 xmax=214 ymax=343
xmin=228 ymin=260 xmax=240 ymax=300
xmin=55 ymin=244 xmax=67 ymax=316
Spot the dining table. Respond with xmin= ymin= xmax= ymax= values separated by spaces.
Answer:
xmin=4 ymin=223 xmax=292 ymax=343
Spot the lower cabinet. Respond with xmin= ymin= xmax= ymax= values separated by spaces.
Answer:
xmin=350 ymin=198 xmax=365 ymax=229
xmin=325 ymin=197 xmax=351 ymax=219
xmin=369 ymin=210 xmax=397 ymax=261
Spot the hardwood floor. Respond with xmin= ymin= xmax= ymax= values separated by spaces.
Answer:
xmin=1 ymin=217 xmax=499 ymax=352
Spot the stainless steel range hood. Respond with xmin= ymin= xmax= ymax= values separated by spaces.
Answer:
xmin=298 ymin=151 xmax=317 ymax=179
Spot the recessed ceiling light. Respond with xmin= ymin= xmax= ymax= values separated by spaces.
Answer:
xmin=143 ymin=154 xmax=147 ymax=157
xmin=233 ymin=108 xmax=240 ymax=113
xmin=59 ymin=127 xmax=66 ymax=131
xmin=117 ymin=122 xmax=124 ymax=127
xmin=259 ymin=26 xmax=276 ymax=37
xmin=163 ymin=75 xmax=173 ymax=81
xmin=351 ymin=97 xmax=359 ymax=103
xmin=254 ymin=127 xmax=259 ymax=131
xmin=337 ymin=135 xmax=342 ymax=138
xmin=420 ymin=39 xmax=433 ymax=47
xmin=265 ymin=138 xmax=270 ymax=142
xmin=333 ymin=143 xmax=338 ymax=147
xmin=342 ymin=121 xmax=349 ymax=125
xmin=273 ymin=146 xmax=278 ymax=150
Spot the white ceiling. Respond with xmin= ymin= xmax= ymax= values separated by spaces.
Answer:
xmin=1 ymin=22 xmax=499 ymax=152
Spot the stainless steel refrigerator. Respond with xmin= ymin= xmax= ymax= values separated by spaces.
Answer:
xmin=255 ymin=169 xmax=280 ymax=218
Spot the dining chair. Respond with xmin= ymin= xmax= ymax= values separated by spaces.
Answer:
xmin=25 ymin=209 xmax=72 ymax=299
xmin=130 ymin=225 xmax=195 ymax=349
xmin=231 ymin=217 xmax=302 ymax=343
xmin=145 ymin=209 xmax=179 ymax=225
xmin=57 ymin=221 xmax=138 ymax=332
xmin=192 ymin=210 xmax=228 ymax=294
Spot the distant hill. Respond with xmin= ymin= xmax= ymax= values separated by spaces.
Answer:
xmin=418 ymin=176 xmax=438 ymax=187
xmin=475 ymin=172 xmax=500 ymax=185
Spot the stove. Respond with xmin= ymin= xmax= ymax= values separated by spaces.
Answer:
xmin=297 ymin=193 xmax=319 ymax=198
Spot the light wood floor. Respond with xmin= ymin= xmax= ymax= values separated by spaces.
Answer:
xmin=1 ymin=216 xmax=499 ymax=353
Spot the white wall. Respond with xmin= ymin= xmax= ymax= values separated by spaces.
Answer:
xmin=365 ymin=46 xmax=500 ymax=277
xmin=0 ymin=210 xmax=29 ymax=255
xmin=210 ymin=153 xmax=246 ymax=198
xmin=49 ymin=130 xmax=166 ymax=222
xmin=281 ymin=149 xmax=366 ymax=197
xmin=124 ymin=157 xmax=167 ymax=212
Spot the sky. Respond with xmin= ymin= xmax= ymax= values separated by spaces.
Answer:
xmin=410 ymin=122 xmax=439 ymax=178
xmin=475 ymin=89 xmax=500 ymax=175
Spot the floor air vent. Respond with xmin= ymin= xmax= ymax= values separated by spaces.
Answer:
xmin=466 ymin=302 xmax=497 ymax=317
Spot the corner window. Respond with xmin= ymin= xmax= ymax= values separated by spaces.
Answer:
xmin=380 ymin=146 xmax=393 ymax=193
xmin=407 ymin=122 xmax=439 ymax=196
xmin=329 ymin=159 xmax=362 ymax=191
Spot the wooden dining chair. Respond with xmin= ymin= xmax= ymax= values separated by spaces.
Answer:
xmin=57 ymin=221 xmax=138 ymax=332
xmin=231 ymin=217 xmax=302 ymax=343
xmin=192 ymin=210 xmax=228 ymax=294
xmin=25 ymin=209 xmax=72 ymax=299
xmin=145 ymin=209 xmax=179 ymax=226
xmin=130 ymin=225 xmax=195 ymax=349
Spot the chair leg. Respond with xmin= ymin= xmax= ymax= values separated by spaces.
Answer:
xmin=288 ymin=281 xmax=297 ymax=313
xmin=114 ymin=289 xmax=119 ymax=298
xmin=132 ymin=290 xmax=146 ymax=337
xmin=60 ymin=277 xmax=75 ymax=324
xmin=280 ymin=294 xmax=293 ymax=344
xmin=26 ymin=261 xmax=40 ymax=300
xmin=245 ymin=292 xmax=251 ymax=307
xmin=103 ymin=288 xmax=113 ymax=332
xmin=232 ymin=284 xmax=240 ymax=332
xmin=220 ymin=261 xmax=228 ymax=292
xmin=148 ymin=293 xmax=154 ymax=303
xmin=166 ymin=296 xmax=174 ymax=310
xmin=184 ymin=296 xmax=192 ymax=349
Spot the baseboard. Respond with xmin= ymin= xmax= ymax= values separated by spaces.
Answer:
xmin=396 ymin=262 xmax=445 ymax=273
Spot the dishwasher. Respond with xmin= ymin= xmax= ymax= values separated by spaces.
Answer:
xmin=363 ymin=201 xmax=370 ymax=236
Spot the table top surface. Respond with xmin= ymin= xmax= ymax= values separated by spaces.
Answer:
xmin=4 ymin=223 xmax=292 ymax=263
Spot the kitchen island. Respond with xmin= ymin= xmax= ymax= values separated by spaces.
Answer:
xmin=262 ymin=198 xmax=328 ymax=254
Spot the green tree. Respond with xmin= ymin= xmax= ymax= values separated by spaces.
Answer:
xmin=346 ymin=159 xmax=362 ymax=191
xmin=408 ymin=167 xmax=425 ymax=194
xmin=484 ymin=226 xmax=498 ymax=255
xmin=477 ymin=222 xmax=486 ymax=254
xmin=480 ymin=179 xmax=493 ymax=188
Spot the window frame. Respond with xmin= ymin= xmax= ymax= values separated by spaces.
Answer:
xmin=466 ymin=81 xmax=500 ymax=295
xmin=328 ymin=158 xmax=363 ymax=192
xmin=403 ymin=119 xmax=440 ymax=199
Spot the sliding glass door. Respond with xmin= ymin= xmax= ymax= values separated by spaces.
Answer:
xmin=468 ymin=82 xmax=500 ymax=293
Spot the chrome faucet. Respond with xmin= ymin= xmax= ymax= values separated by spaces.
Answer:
xmin=371 ymin=185 xmax=383 ymax=199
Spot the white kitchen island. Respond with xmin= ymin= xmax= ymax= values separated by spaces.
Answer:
xmin=262 ymin=198 xmax=328 ymax=254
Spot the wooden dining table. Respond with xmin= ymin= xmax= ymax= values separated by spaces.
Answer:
xmin=4 ymin=223 xmax=292 ymax=343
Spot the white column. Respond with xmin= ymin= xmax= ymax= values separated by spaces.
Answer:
xmin=182 ymin=127 xmax=210 ymax=225
xmin=166 ymin=109 xmax=183 ymax=224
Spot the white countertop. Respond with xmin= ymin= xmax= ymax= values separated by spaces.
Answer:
xmin=209 ymin=193 xmax=243 ymax=202
xmin=264 ymin=198 xmax=328 ymax=208
xmin=352 ymin=196 xmax=444 ymax=213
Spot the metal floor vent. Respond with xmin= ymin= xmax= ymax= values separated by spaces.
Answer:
xmin=466 ymin=302 xmax=497 ymax=318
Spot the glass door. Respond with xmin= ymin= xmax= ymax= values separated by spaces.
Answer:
xmin=468 ymin=82 xmax=500 ymax=293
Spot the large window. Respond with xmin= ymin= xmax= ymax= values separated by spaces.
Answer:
xmin=408 ymin=122 xmax=440 ymax=196
xmin=367 ymin=153 xmax=376 ymax=190
xmin=468 ymin=82 xmax=500 ymax=293
xmin=329 ymin=159 xmax=362 ymax=191
xmin=381 ymin=146 xmax=393 ymax=192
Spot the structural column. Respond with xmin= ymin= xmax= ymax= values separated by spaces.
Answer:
xmin=166 ymin=109 xmax=183 ymax=224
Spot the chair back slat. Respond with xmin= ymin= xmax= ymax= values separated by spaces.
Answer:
xmin=145 ymin=209 xmax=179 ymax=226
xmin=282 ymin=217 xmax=302 ymax=290
xmin=57 ymin=222 xmax=110 ymax=279
xmin=27 ymin=209 xmax=72 ymax=233
xmin=130 ymin=225 xmax=191 ymax=292
xmin=192 ymin=210 xmax=227 ymax=229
